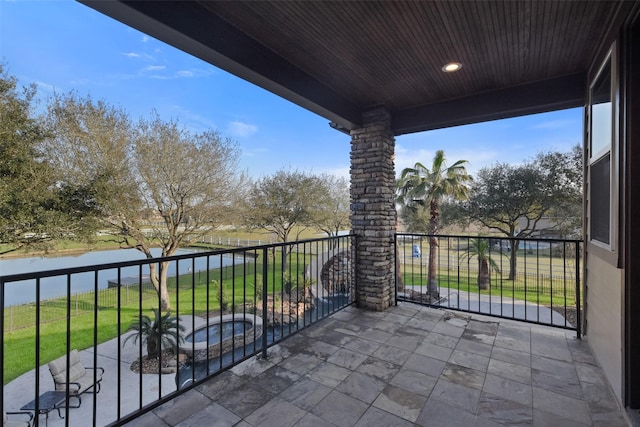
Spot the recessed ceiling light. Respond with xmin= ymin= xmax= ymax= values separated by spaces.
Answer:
xmin=442 ymin=62 xmax=462 ymax=72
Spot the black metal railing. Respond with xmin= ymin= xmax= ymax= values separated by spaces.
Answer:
xmin=395 ymin=234 xmax=582 ymax=336
xmin=1 ymin=235 xmax=355 ymax=426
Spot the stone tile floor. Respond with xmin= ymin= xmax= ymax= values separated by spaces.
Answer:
xmin=127 ymin=303 xmax=630 ymax=426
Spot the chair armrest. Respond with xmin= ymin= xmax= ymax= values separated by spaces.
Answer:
xmin=87 ymin=366 xmax=105 ymax=376
xmin=6 ymin=410 xmax=34 ymax=424
xmin=53 ymin=379 xmax=82 ymax=394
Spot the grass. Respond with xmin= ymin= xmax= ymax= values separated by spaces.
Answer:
xmin=398 ymin=241 xmax=578 ymax=274
xmin=3 ymin=253 xmax=307 ymax=384
xmin=401 ymin=268 xmax=579 ymax=307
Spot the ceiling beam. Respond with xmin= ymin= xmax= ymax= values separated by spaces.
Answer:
xmin=80 ymin=0 xmax=363 ymax=129
xmin=391 ymin=73 xmax=587 ymax=135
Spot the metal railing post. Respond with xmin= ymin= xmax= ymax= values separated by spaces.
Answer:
xmin=576 ymin=242 xmax=582 ymax=339
xmin=394 ymin=234 xmax=398 ymax=306
xmin=261 ymin=247 xmax=268 ymax=359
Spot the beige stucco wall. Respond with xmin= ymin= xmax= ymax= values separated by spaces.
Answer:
xmin=585 ymin=253 xmax=623 ymax=402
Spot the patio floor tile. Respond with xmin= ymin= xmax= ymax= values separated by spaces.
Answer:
xmin=335 ymin=371 xmax=386 ymax=404
xmin=244 ymin=396 xmax=307 ymax=427
xmin=415 ymin=397 xmax=476 ymax=427
xmin=354 ymin=406 xmax=413 ymax=427
xmin=441 ymin=363 xmax=486 ymax=390
xmin=279 ymin=377 xmax=332 ymax=411
xmin=532 ymin=387 xmax=592 ymax=425
xmin=483 ymin=373 xmax=533 ymax=406
xmin=372 ymin=384 xmax=427 ymax=422
xmin=430 ymin=378 xmax=482 ymax=413
xmin=113 ymin=304 xmax=630 ymax=427
xmin=476 ymin=391 xmax=533 ymax=425
xmin=311 ymin=390 xmax=369 ymax=427
xmin=487 ymin=358 xmax=532 ymax=386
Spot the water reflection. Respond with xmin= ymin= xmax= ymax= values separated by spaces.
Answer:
xmin=1 ymin=248 xmax=239 ymax=306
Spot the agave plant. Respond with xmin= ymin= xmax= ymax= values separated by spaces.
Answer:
xmin=123 ymin=308 xmax=185 ymax=359
xmin=462 ymin=238 xmax=501 ymax=291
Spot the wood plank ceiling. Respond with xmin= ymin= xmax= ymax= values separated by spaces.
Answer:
xmin=81 ymin=0 xmax=628 ymax=134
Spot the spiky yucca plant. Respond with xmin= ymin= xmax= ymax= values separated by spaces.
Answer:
xmin=123 ymin=308 xmax=185 ymax=359
xmin=462 ymin=238 xmax=501 ymax=290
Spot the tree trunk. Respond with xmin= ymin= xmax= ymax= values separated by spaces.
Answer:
xmin=149 ymin=261 xmax=171 ymax=311
xmin=147 ymin=337 xmax=159 ymax=359
xmin=427 ymin=199 xmax=439 ymax=297
xmin=428 ymin=236 xmax=438 ymax=296
xmin=478 ymin=258 xmax=490 ymax=290
xmin=508 ymin=240 xmax=519 ymax=280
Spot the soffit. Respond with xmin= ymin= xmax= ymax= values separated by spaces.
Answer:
xmin=80 ymin=0 xmax=628 ymax=134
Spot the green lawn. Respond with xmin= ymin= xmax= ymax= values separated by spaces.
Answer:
xmin=400 ymin=268 xmax=579 ymax=307
xmin=3 ymin=253 xmax=307 ymax=384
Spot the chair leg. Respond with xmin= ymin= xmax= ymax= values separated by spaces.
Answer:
xmin=66 ymin=395 xmax=81 ymax=408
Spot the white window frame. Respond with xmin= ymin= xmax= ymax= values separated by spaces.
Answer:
xmin=587 ymin=43 xmax=619 ymax=257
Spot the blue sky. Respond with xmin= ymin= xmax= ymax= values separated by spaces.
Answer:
xmin=1 ymin=0 xmax=583 ymax=179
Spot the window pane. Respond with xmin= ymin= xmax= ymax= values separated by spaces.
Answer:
xmin=591 ymin=60 xmax=612 ymax=158
xmin=590 ymin=153 xmax=610 ymax=244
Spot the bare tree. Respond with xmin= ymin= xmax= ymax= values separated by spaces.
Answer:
xmin=45 ymin=94 xmax=243 ymax=310
xmin=310 ymin=174 xmax=350 ymax=239
xmin=242 ymin=169 xmax=322 ymax=244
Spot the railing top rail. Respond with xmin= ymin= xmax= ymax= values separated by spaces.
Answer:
xmin=0 ymin=234 xmax=355 ymax=283
xmin=395 ymin=233 xmax=583 ymax=244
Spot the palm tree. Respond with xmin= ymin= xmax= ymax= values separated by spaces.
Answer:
xmin=397 ymin=150 xmax=472 ymax=297
xmin=123 ymin=308 xmax=185 ymax=359
xmin=462 ymin=238 xmax=501 ymax=290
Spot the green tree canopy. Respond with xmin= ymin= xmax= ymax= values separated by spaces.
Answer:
xmin=459 ymin=145 xmax=583 ymax=279
xmin=44 ymin=93 xmax=244 ymax=309
xmin=0 ymin=65 xmax=97 ymax=254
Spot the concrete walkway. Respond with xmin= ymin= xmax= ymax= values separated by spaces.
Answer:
xmin=402 ymin=285 xmax=573 ymax=327
xmin=3 ymin=315 xmax=207 ymax=426
xmin=3 ymin=304 xmax=627 ymax=426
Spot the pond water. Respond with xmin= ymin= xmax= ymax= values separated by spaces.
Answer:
xmin=0 ymin=248 xmax=241 ymax=306
xmin=185 ymin=321 xmax=252 ymax=344
xmin=175 ymin=294 xmax=352 ymax=388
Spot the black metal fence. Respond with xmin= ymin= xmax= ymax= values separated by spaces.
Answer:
xmin=395 ymin=234 xmax=582 ymax=335
xmin=1 ymin=235 xmax=355 ymax=426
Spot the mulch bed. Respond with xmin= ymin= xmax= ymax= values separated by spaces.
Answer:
xmin=129 ymin=350 xmax=186 ymax=374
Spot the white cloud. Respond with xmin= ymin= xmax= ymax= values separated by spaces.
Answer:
xmin=144 ymin=68 xmax=212 ymax=80
xmin=165 ymin=105 xmax=218 ymax=131
xmin=122 ymin=52 xmax=154 ymax=61
xmin=227 ymin=121 xmax=258 ymax=137
xmin=35 ymin=80 xmax=55 ymax=92
xmin=144 ymin=65 xmax=166 ymax=72
xmin=141 ymin=35 xmax=150 ymax=43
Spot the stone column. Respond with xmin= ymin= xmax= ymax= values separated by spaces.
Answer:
xmin=350 ymin=107 xmax=396 ymax=311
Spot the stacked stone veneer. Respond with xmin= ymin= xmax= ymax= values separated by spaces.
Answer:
xmin=320 ymin=251 xmax=353 ymax=294
xmin=350 ymin=108 xmax=396 ymax=311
